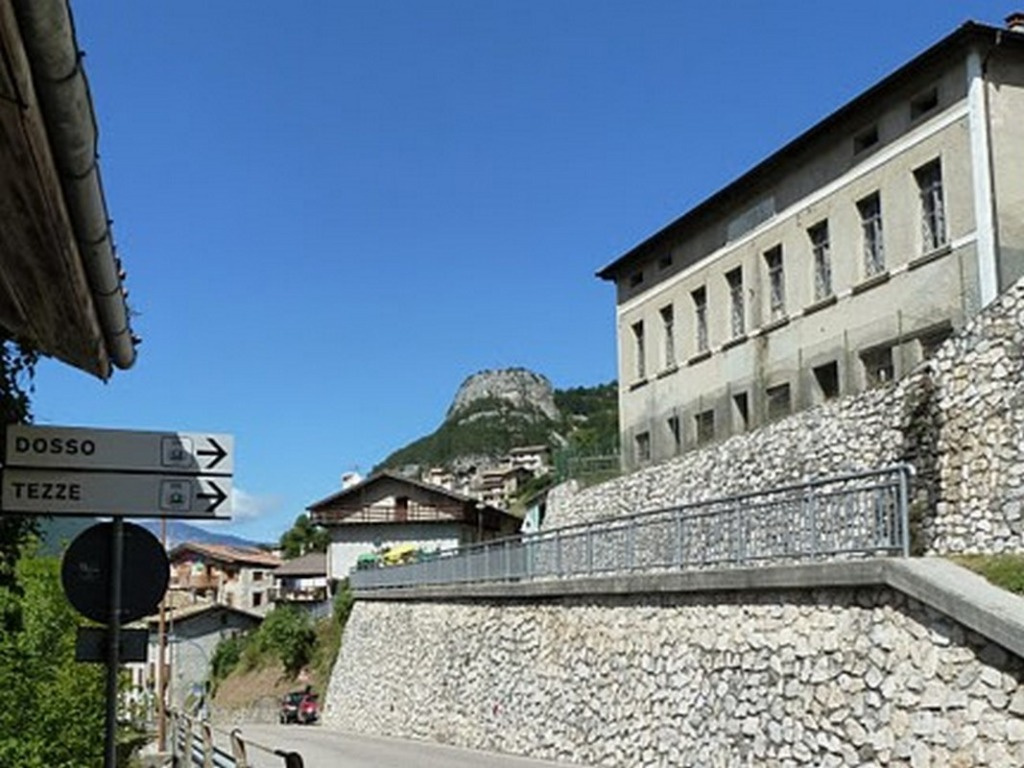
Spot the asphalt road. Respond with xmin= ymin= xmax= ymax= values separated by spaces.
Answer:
xmin=232 ymin=724 xmax=581 ymax=768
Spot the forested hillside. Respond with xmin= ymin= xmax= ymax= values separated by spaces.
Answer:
xmin=376 ymin=370 xmax=617 ymax=474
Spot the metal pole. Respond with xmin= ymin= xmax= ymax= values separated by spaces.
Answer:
xmin=627 ymin=521 xmax=635 ymax=570
xmin=674 ymin=508 xmax=682 ymax=569
xmin=157 ymin=517 xmax=168 ymax=751
xmin=899 ymin=467 xmax=911 ymax=557
xmin=586 ymin=527 xmax=593 ymax=575
xmin=104 ymin=517 xmax=125 ymax=768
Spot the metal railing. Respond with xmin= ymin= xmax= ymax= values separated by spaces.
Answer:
xmin=170 ymin=712 xmax=304 ymax=767
xmin=351 ymin=466 xmax=912 ymax=590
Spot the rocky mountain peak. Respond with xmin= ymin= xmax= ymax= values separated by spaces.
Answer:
xmin=446 ymin=368 xmax=559 ymax=422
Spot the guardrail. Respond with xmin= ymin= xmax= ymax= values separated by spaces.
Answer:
xmin=170 ymin=712 xmax=304 ymax=767
xmin=352 ymin=466 xmax=913 ymax=590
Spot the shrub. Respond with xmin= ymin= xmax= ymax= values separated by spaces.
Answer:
xmin=210 ymin=633 xmax=247 ymax=689
xmin=254 ymin=606 xmax=315 ymax=676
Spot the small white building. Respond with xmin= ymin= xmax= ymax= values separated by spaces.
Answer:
xmin=508 ymin=445 xmax=552 ymax=475
xmin=127 ymin=602 xmax=262 ymax=718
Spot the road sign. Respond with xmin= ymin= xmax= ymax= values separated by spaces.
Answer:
xmin=62 ymin=521 xmax=170 ymax=624
xmin=1 ymin=468 xmax=231 ymax=517
xmin=76 ymin=628 xmax=149 ymax=663
xmin=5 ymin=424 xmax=233 ymax=475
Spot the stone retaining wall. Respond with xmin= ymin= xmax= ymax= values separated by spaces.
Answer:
xmin=548 ymin=279 xmax=1024 ymax=556
xmin=326 ymin=589 xmax=1024 ymax=767
xmin=323 ymin=288 xmax=1024 ymax=765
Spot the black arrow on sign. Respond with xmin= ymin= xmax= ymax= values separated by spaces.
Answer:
xmin=197 ymin=438 xmax=228 ymax=470
xmin=197 ymin=481 xmax=228 ymax=513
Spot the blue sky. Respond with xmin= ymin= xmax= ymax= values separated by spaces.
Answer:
xmin=30 ymin=1 xmax=1014 ymax=542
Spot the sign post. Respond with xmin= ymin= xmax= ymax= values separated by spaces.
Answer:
xmin=1 ymin=424 xmax=235 ymax=768
xmin=104 ymin=518 xmax=124 ymax=768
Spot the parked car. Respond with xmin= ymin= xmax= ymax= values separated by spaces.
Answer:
xmin=279 ymin=690 xmax=319 ymax=724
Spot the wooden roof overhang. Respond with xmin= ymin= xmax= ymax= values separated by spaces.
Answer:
xmin=307 ymin=469 xmax=517 ymax=532
xmin=0 ymin=1 xmax=136 ymax=377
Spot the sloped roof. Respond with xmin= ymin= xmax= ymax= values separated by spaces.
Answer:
xmin=274 ymin=551 xmax=327 ymax=578
xmin=307 ymin=469 xmax=521 ymax=527
xmin=138 ymin=601 xmax=263 ymax=629
xmin=169 ymin=541 xmax=282 ymax=569
xmin=308 ymin=469 xmax=497 ymax=512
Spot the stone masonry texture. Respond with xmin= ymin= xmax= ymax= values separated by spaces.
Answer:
xmin=327 ymin=591 xmax=1024 ymax=767
xmin=548 ymin=277 xmax=1024 ymax=557
xmin=324 ymin=280 xmax=1024 ymax=764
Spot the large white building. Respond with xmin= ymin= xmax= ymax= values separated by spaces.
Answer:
xmin=598 ymin=16 xmax=1024 ymax=471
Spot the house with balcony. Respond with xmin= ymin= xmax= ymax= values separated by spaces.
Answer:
xmin=474 ymin=464 xmax=535 ymax=509
xmin=271 ymin=551 xmax=331 ymax=618
xmin=168 ymin=542 xmax=281 ymax=616
xmin=598 ymin=16 xmax=1024 ymax=472
xmin=308 ymin=469 xmax=523 ymax=581
xmin=508 ymin=445 xmax=552 ymax=475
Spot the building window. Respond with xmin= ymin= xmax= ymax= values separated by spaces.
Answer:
xmin=858 ymin=193 xmax=885 ymax=276
xmin=692 ymin=287 xmax=708 ymax=353
xmin=766 ymin=383 xmax=791 ymax=421
xmin=809 ymin=221 xmax=832 ymax=301
xmin=861 ymin=346 xmax=894 ymax=387
xmin=732 ymin=392 xmax=749 ymax=432
xmin=726 ymin=267 xmax=744 ymax=337
xmin=629 ymin=270 xmax=644 ymax=287
xmin=763 ymin=246 xmax=785 ymax=320
xmin=813 ymin=361 xmax=840 ymax=401
xmin=667 ymin=415 xmax=681 ymax=454
xmin=854 ymin=125 xmax=879 ymax=154
xmin=910 ymin=87 xmax=938 ymax=120
xmin=253 ymin=592 xmax=263 ymax=607
xmin=695 ymin=410 xmax=715 ymax=445
xmin=660 ymin=304 xmax=675 ymax=369
xmin=632 ymin=321 xmax=645 ymax=380
xmin=658 ymin=253 xmax=673 ymax=270
xmin=635 ymin=431 xmax=651 ymax=463
xmin=916 ymin=160 xmax=946 ymax=252
xmin=918 ymin=325 xmax=952 ymax=359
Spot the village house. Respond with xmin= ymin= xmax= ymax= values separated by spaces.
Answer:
xmin=308 ymin=469 xmax=522 ymax=581
xmin=167 ymin=542 xmax=281 ymax=616
xmin=271 ymin=550 xmax=331 ymax=619
xmin=127 ymin=602 xmax=262 ymax=717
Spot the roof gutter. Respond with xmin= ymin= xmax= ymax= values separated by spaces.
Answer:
xmin=12 ymin=0 xmax=136 ymax=373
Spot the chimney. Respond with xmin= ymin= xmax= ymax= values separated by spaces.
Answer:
xmin=1007 ymin=11 xmax=1024 ymax=32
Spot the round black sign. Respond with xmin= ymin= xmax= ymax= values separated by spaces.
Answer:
xmin=61 ymin=521 xmax=170 ymax=624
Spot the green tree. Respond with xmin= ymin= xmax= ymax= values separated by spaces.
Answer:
xmin=249 ymin=605 xmax=316 ymax=676
xmin=279 ymin=513 xmax=329 ymax=559
xmin=0 ymin=553 xmax=106 ymax=768
xmin=0 ymin=339 xmax=38 ymax=629
xmin=210 ymin=633 xmax=247 ymax=691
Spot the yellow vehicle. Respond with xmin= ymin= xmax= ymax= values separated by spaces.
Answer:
xmin=381 ymin=543 xmax=418 ymax=566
